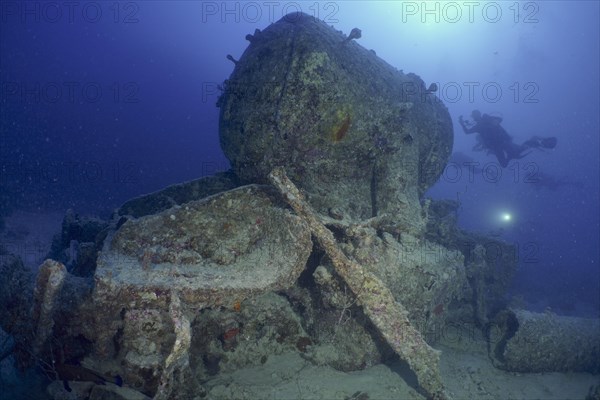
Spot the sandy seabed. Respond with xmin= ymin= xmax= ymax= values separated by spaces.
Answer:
xmin=201 ymin=324 xmax=599 ymax=400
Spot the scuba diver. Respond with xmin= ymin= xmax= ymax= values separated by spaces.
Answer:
xmin=459 ymin=110 xmax=557 ymax=167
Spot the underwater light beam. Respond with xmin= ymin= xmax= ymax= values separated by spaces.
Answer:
xmin=496 ymin=210 xmax=515 ymax=225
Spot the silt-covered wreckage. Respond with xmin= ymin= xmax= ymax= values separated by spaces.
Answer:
xmin=1 ymin=12 xmax=598 ymax=400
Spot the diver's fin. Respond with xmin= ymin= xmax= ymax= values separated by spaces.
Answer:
xmin=515 ymin=150 xmax=532 ymax=159
xmin=523 ymin=136 xmax=557 ymax=150
xmin=523 ymin=138 xmax=540 ymax=148
xmin=63 ymin=380 xmax=72 ymax=392
xmin=541 ymin=137 xmax=557 ymax=149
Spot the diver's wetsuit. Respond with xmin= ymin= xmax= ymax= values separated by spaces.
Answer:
xmin=460 ymin=113 xmax=527 ymax=167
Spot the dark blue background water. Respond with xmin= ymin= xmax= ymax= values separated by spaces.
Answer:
xmin=1 ymin=1 xmax=598 ymax=314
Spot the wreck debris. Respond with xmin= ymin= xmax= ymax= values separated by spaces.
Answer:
xmin=219 ymin=12 xmax=453 ymax=225
xmin=154 ymin=292 xmax=193 ymax=400
xmin=91 ymin=185 xmax=311 ymax=395
xmin=0 ymin=253 xmax=34 ymax=359
xmin=426 ymin=83 xmax=438 ymax=93
xmin=343 ymin=27 xmax=362 ymax=43
xmin=268 ymin=167 xmax=449 ymax=400
xmin=47 ymin=209 xmax=109 ymax=277
xmin=0 ymin=11 xmax=538 ymax=400
xmin=117 ymin=170 xmax=241 ymax=218
xmin=31 ymin=259 xmax=67 ymax=356
xmin=226 ymin=54 xmax=238 ymax=65
xmin=245 ymin=29 xmax=261 ymax=42
xmin=488 ymin=308 xmax=600 ymax=373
